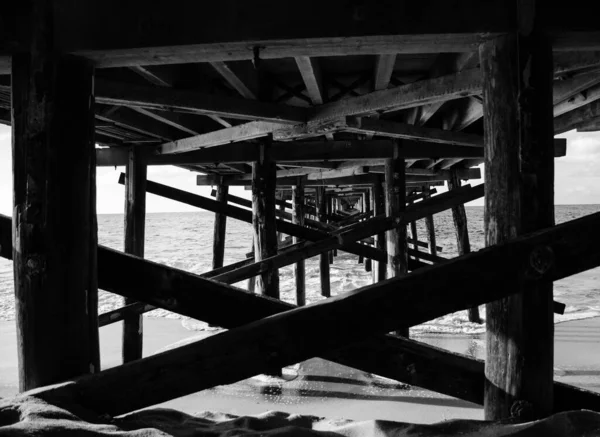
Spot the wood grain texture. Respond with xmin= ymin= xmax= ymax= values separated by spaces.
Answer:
xmin=123 ymin=146 xmax=147 ymax=363
xmin=481 ymin=18 xmax=555 ymax=419
xmin=11 ymin=48 xmax=100 ymax=389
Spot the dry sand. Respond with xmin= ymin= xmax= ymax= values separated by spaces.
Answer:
xmin=0 ymin=317 xmax=599 ymax=424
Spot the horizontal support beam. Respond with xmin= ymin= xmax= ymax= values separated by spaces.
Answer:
xmin=95 ymin=79 xmax=307 ymax=123
xmin=21 ymin=210 xmax=600 ymax=416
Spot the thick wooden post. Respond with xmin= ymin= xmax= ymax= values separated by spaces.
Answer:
xmin=212 ymin=178 xmax=228 ymax=270
xmin=248 ymin=240 xmax=256 ymax=292
xmin=423 ymin=189 xmax=438 ymax=257
xmin=316 ymin=187 xmax=331 ymax=297
xmin=11 ymin=10 xmax=99 ymax=389
xmin=292 ymin=177 xmax=306 ymax=306
xmin=385 ymin=142 xmax=409 ymax=337
xmin=364 ymin=190 xmax=372 ymax=272
xmin=328 ymin=194 xmax=336 ymax=261
xmin=123 ymin=146 xmax=147 ymax=363
xmin=252 ymin=139 xmax=279 ymax=298
xmin=372 ymin=177 xmax=386 ymax=283
xmin=481 ymin=7 xmax=555 ymax=420
xmin=448 ymin=171 xmax=481 ymax=324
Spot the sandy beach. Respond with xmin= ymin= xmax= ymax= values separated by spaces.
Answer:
xmin=1 ymin=316 xmax=599 ymax=424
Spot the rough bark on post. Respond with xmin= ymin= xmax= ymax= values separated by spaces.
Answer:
xmin=212 ymin=177 xmax=228 ymax=270
xmin=372 ymin=177 xmax=386 ymax=283
xmin=423 ymin=188 xmax=438 ymax=257
xmin=364 ymin=189 xmax=372 ymax=272
xmin=385 ymin=141 xmax=409 ymax=337
xmin=448 ymin=170 xmax=481 ymax=324
xmin=252 ymin=138 xmax=280 ymax=298
xmin=11 ymin=6 xmax=99 ymax=390
xmin=123 ymin=146 xmax=147 ymax=363
xmin=481 ymin=7 xmax=555 ymax=420
xmin=292 ymin=177 xmax=306 ymax=306
xmin=316 ymin=187 xmax=331 ymax=297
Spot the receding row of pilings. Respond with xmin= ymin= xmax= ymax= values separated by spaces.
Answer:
xmin=5 ymin=0 xmax=590 ymax=422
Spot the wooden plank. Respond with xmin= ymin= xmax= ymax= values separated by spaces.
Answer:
xmin=372 ymin=176 xmax=387 ymax=283
xmin=26 ymin=208 xmax=600 ymax=416
xmin=212 ymin=179 xmax=228 ymax=270
xmin=210 ymin=61 xmax=257 ymax=99
xmin=272 ymin=118 xmax=346 ymax=141
xmin=345 ymin=117 xmax=484 ymax=147
xmin=310 ymin=68 xmax=482 ymax=122
xmin=12 ymin=47 xmax=99 ymax=389
xmin=252 ymin=139 xmax=279 ymax=298
xmin=123 ymin=146 xmax=147 ymax=363
xmin=553 ymin=51 xmax=600 ymax=76
xmin=554 ymin=82 xmax=600 ymax=117
xmin=481 ymin=21 xmax=555 ymax=420
xmin=363 ymin=189 xmax=372 ymax=272
xmin=552 ymin=70 xmax=600 ymax=105
xmin=95 ymin=79 xmax=307 ymax=123
xmin=292 ymin=178 xmax=306 ymax=306
xmin=295 ymin=57 xmax=325 ymax=105
xmin=160 ymin=121 xmax=287 ymax=154
xmin=385 ymin=142 xmax=409 ymax=337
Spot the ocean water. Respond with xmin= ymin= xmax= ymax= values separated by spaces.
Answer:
xmin=0 ymin=205 xmax=598 ymax=336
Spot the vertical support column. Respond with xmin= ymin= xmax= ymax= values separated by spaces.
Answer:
xmin=448 ymin=170 xmax=481 ymax=324
xmin=292 ymin=177 xmax=306 ymax=306
xmin=409 ymin=200 xmax=419 ymax=252
xmin=12 ymin=27 xmax=99 ymax=388
xmin=123 ymin=146 xmax=147 ymax=363
xmin=212 ymin=177 xmax=228 ymax=270
xmin=326 ymin=193 xmax=334 ymax=264
xmin=316 ymin=187 xmax=331 ymax=297
xmin=364 ymin=190 xmax=372 ymax=272
xmin=372 ymin=177 xmax=386 ymax=283
xmin=385 ymin=141 xmax=408 ymax=337
xmin=481 ymin=8 xmax=554 ymax=420
xmin=423 ymin=188 xmax=438 ymax=257
xmin=252 ymin=138 xmax=280 ymax=299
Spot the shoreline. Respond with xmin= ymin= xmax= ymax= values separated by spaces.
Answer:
xmin=1 ymin=316 xmax=600 ymax=423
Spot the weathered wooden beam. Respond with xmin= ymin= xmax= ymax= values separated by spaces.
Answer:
xmin=12 ymin=43 xmax=100 ymax=389
xmin=210 ymin=61 xmax=257 ymax=100
xmin=310 ymin=69 xmax=482 ymax=122
xmin=423 ymin=190 xmax=438 ymax=258
xmin=481 ymin=20 xmax=555 ymax=420
xmin=554 ymin=82 xmax=600 ymax=117
xmin=554 ymin=51 xmax=600 ymax=76
xmin=555 ymin=98 xmax=600 ymax=134
xmin=345 ymin=117 xmax=484 ymax=147
xmin=122 ymin=146 xmax=147 ymax=363
xmin=26 ymin=208 xmax=600 ymax=416
xmin=295 ymin=57 xmax=325 ymax=105
xmin=159 ymin=121 xmax=287 ymax=154
xmin=316 ymin=187 xmax=331 ymax=297
xmin=272 ymin=118 xmax=347 ymax=141
xmin=252 ymin=139 xmax=279 ymax=298
xmin=363 ymin=189 xmax=372 ymax=272
xmin=552 ymin=70 xmax=600 ymax=105
xmin=95 ymin=79 xmax=307 ymax=123
xmin=372 ymin=177 xmax=386 ymax=283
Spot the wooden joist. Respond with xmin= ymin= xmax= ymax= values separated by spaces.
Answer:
xmin=555 ymin=98 xmax=600 ymax=134
xmin=309 ymin=68 xmax=482 ymax=122
xmin=22 ymin=209 xmax=600 ymax=416
xmin=95 ymin=79 xmax=306 ymax=123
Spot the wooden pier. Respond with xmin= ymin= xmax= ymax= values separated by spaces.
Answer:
xmin=1 ymin=0 xmax=600 ymax=425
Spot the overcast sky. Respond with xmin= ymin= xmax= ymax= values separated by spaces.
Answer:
xmin=0 ymin=124 xmax=597 ymax=216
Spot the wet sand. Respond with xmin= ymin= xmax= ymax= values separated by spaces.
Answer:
xmin=0 ymin=317 xmax=599 ymax=424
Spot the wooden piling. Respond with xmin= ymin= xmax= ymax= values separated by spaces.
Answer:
xmin=372 ymin=177 xmax=386 ymax=283
xmin=327 ymin=193 xmax=335 ymax=263
xmin=123 ymin=146 xmax=147 ymax=363
xmin=316 ymin=187 xmax=331 ymax=297
xmin=11 ymin=31 xmax=99 ymax=389
xmin=423 ymin=189 xmax=438 ymax=257
xmin=212 ymin=178 xmax=228 ymax=270
xmin=448 ymin=170 xmax=481 ymax=324
xmin=252 ymin=138 xmax=280 ymax=298
xmin=364 ymin=190 xmax=372 ymax=272
xmin=385 ymin=141 xmax=409 ymax=337
xmin=481 ymin=18 xmax=555 ymax=420
xmin=292 ymin=177 xmax=306 ymax=306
